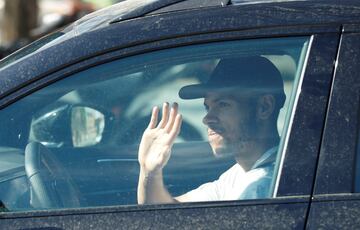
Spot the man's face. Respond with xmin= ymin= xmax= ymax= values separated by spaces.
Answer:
xmin=202 ymin=91 xmax=257 ymax=157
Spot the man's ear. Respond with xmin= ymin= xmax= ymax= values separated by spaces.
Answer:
xmin=256 ymin=94 xmax=276 ymax=120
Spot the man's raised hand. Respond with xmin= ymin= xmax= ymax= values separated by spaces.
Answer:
xmin=138 ymin=102 xmax=182 ymax=174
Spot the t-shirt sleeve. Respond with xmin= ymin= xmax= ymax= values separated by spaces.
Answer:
xmin=180 ymin=165 xmax=237 ymax=202
xmin=181 ymin=180 xmax=221 ymax=202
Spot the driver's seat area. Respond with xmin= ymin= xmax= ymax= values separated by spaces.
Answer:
xmin=25 ymin=142 xmax=82 ymax=209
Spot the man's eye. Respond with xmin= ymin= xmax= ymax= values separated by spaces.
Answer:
xmin=218 ymin=102 xmax=230 ymax=108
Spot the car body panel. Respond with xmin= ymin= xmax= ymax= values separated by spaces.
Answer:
xmin=307 ymin=195 xmax=360 ymax=229
xmin=0 ymin=0 xmax=359 ymax=229
xmin=307 ymin=29 xmax=360 ymax=229
xmin=313 ymin=29 xmax=360 ymax=195
xmin=276 ymin=33 xmax=339 ymax=197
xmin=0 ymin=197 xmax=308 ymax=229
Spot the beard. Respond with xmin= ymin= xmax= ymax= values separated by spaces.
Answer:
xmin=208 ymin=111 xmax=258 ymax=158
xmin=209 ymin=135 xmax=236 ymax=158
xmin=209 ymin=133 xmax=253 ymax=158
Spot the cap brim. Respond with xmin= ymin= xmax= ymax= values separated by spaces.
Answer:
xmin=179 ymin=84 xmax=246 ymax=99
xmin=179 ymin=83 xmax=286 ymax=102
xmin=178 ymin=84 xmax=216 ymax=99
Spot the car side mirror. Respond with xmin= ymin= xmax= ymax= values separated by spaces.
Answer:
xmin=30 ymin=105 xmax=105 ymax=148
xmin=70 ymin=106 xmax=105 ymax=147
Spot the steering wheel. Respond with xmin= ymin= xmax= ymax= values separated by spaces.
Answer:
xmin=25 ymin=142 xmax=82 ymax=209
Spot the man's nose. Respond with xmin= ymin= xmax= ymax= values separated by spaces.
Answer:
xmin=202 ymin=110 xmax=218 ymax=125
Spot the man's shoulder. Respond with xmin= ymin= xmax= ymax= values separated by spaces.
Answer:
xmin=253 ymin=146 xmax=278 ymax=169
xmin=239 ymin=165 xmax=274 ymax=199
xmin=219 ymin=163 xmax=244 ymax=179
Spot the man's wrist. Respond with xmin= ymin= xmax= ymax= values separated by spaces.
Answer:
xmin=140 ymin=167 xmax=162 ymax=180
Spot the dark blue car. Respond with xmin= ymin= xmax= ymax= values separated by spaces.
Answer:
xmin=0 ymin=0 xmax=359 ymax=229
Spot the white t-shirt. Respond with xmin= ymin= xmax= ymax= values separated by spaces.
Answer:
xmin=183 ymin=147 xmax=277 ymax=201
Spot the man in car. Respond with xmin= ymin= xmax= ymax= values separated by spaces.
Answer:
xmin=137 ymin=56 xmax=286 ymax=204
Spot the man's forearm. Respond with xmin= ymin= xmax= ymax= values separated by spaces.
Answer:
xmin=137 ymin=168 xmax=177 ymax=204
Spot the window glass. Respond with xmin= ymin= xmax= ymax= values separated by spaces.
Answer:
xmin=0 ymin=37 xmax=309 ymax=211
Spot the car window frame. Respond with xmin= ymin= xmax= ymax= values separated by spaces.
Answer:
xmin=312 ymin=24 xmax=360 ymax=196
xmin=306 ymin=24 xmax=360 ymax=229
xmin=274 ymin=32 xmax=340 ymax=197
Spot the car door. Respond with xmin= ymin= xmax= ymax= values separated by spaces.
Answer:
xmin=307 ymin=24 xmax=360 ymax=229
xmin=0 ymin=5 xmax=339 ymax=229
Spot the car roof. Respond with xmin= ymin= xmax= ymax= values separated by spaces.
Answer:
xmin=65 ymin=0 xmax=360 ymax=33
xmin=61 ymin=0 xmax=360 ymax=36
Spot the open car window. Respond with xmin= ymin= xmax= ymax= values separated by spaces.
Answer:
xmin=0 ymin=37 xmax=309 ymax=211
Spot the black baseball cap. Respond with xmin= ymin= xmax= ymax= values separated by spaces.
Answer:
xmin=178 ymin=56 xmax=286 ymax=107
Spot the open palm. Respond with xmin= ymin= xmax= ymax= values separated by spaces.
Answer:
xmin=138 ymin=102 xmax=182 ymax=173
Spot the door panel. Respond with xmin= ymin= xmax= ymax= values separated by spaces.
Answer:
xmin=0 ymin=199 xmax=309 ymax=229
xmin=307 ymin=195 xmax=360 ymax=229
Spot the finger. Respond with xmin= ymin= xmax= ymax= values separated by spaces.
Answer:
xmin=157 ymin=102 xmax=169 ymax=129
xmin=147 ymin=106 xmax=159 ymax=129
xmin=168 ymin=114 xmax=182 ymax=143
xmin=165 ymin=103 xmax=178 ymax=132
